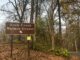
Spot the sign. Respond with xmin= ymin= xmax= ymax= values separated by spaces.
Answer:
xmin=27 ymin=36 xmax=32 ymax=41
xmin=6 ymin=22 xmax=34 ymax=34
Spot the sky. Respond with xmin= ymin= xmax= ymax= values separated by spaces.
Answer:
xmin=0 ymin=0 xmax=8 ymax=24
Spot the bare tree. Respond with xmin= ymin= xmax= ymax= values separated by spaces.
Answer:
xmin=0 ymin=0 xmax=30 ymax=22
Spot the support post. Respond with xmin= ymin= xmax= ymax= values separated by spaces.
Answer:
xmin=27 ymin=40 xmax=30 ymax=60
xmin=27 ymin=35 xmax=31 ymax=60
xmin=10 ymin=35 xmax=13 ymax=59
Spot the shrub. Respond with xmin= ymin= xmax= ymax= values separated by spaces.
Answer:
xmin=14 ymin=39 xmax=21 ymax=43
xmin=51 ymin=47 xmax=70 ymax=57
xmin=33 ymin=43 xmax=51 ymax=52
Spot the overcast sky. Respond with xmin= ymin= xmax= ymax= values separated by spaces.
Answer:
xmin=0 ymin=0 xmax=8 ymax=24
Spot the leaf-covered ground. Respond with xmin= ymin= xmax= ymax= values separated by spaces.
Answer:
xmin=0 ymin=43 xmax=80 ymax=60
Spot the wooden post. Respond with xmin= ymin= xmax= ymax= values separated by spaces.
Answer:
xmin=27 ymin=40 xmax=30 ymax=60
xmin=27 ymin=35 xmax=31 ymax=60
xmin=10 ymin=35 xmax=13 ymax=59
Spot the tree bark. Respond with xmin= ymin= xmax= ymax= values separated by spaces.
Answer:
xmin=57 ymin=0 xmax=62 ymax=47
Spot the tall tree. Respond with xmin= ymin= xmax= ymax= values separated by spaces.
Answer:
xmin=57 ymin=0 xmax=62 ymax=47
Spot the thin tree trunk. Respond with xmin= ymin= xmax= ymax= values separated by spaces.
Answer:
xmin=30 ymin=0 xmax=34 ymax=23
xmin=30 ymin=0 xmax=34 ymax=49
xmin=75 ymin=40 xmax=78 ymax=52
xmin=48 ymin=0 xmax=55 ymax=49
xmin=34 ymin=0 xmax=38 ymax=42
xmin=57 ymin=0 xmax=62 ymax=47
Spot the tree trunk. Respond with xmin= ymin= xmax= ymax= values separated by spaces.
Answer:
xmin=48 ymin=0 xmax=55 ymax=49
xmin=57 ymin=0 xmax=62 ymax=47
xmin=30 ymin=0 xmax=34 ymax=23
xmin=30 ymin=0 xmax=34 ymax=49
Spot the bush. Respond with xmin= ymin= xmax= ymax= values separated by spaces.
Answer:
xmin=51 ymin=47 xmax=70 ymax=57
xmin=33 ymin=43 xmax=51 ymax=52
xmin=14 ymin=39 xmax=21 ymax=43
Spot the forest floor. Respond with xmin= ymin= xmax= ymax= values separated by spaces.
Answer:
xmin=0 ymin=43 xmax=80 ymax=60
